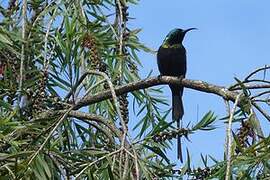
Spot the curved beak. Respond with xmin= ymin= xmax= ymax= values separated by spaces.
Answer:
xmin=184 ymin=28 xmax=197 ymax=34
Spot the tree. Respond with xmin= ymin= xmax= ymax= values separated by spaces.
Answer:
xmin=0 ymin=0 xmax=270 ymax=179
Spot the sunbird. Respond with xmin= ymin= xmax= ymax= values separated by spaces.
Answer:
xmin=157 ymin=28 xmax=196 ymax=162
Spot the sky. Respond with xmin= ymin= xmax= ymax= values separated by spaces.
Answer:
xmin=129 ymin=0 xmax=270 ymax=167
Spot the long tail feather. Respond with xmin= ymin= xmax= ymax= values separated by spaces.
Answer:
xmin=177 ymin=121 xmax=183 ymax=161
xmin=170 ymin=85 xmax=184 ymax=162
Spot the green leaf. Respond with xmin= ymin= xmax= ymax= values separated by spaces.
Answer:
xmin=107 ymin=164 xmax=114 ymax=180
xmin=143 ymin=144 xmax=170 ymax=164
xmin=0 ymin=33 xmax=12 ymax=45
xmin=181 ymin=148 xmax=191 ymax=175
xmin=192 ymin=111 xmax=217 ymax=131
xmin=138 ymin=160 xmax=152 ymax=180
xmin=150 ymin=112 xmax=173 ymax=136
xmin=0 ymin=100 xmax=13 ymax=110
xmin=200 ymin=154 xmax=208 ymax=167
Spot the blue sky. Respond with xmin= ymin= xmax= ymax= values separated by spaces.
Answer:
xmin=129 ymin=0 xmax=270 ymax=166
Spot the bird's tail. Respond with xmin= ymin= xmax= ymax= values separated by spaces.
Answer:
xmin=172 ymin=90 xmax=184 ymax=121
xmin=170 ymin=85 xmax=184 ymax=162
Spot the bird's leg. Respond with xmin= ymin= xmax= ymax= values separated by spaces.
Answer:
xmin=176 ymin=75 xmax=185 ymax=80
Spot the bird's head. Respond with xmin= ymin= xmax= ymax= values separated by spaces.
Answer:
xmin=163 ymin=28 xmax=197 ymax=45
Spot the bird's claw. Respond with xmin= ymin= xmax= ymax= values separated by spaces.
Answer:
xmin=177 ymin=75 xmax=185 ymax=80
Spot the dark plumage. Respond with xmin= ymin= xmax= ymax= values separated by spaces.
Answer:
xmin=157 ymin=28 xmax=196 ymax=162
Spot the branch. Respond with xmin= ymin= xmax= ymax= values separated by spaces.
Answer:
xmin=245 ymin=65 xmax=270 ymax=80
xmin=18 ymin=0 xmax=27 ymax=107
xmin=229 ymin=81 xmax=270 ymax=91
xmin=27 ymin=106 xmax=74 ymax=166
xmin=75 ymin=148 xmax=123 ymax=179
xmin=229 ymin=64 xmax=270 ymax=90
xmin=225 ymin=93 xmax=242 ymax=180
xmin=252 ymin=102 xmax=270 ymax=121
xmin=67 ymin=110 xmax=122 ymax=139
xmin=234 ymin=84 xmax=270 ymax=90
xmin=74 ymin=76 xmax=238 ymax=110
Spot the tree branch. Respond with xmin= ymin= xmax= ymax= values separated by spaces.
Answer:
xmin=225 ymin=93 xmax=242 ymax=180
xmin=67 ymin=110 xmax=122 ymax=139
xmin=74 ymin=76 xmax=238 ymax=110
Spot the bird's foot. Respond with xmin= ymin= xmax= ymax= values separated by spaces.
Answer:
xmin=177 ymin=75 xmax=185 ymax=80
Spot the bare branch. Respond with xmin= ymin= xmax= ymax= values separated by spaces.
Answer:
xmin=67 ymin=110 xmax=122 ymax=139
xmin=225 ymin=93 xmax=242 ymax=180
xmin=252 ymin=102 xmax=270 ymax=122
xmin=115 ymin=0 xmax=123 ymax=56
xmin=74 ymin=76 xmax=238 ymax=110
xmin=43 ymin=8 xmax=58 ymax=72
xmin=228 ymin=65 xmax=270 ymax=90
xmin=75 ymin=148 xmax=123 ymax=179
xmin=229 ymin=80 xmax=270 ymax=91
xmin=245 ymin=65 xmax=270 ymax=80
xmin=251 ymin=90 xmax=270 ymax=99
xmin=18 ymin=0 xmax=27 ymax=107
xmin=238 ymin=84 xmax=270 ymax=90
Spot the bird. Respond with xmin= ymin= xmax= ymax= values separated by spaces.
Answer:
xmin=157 ymin=28 xmax=196 ymax=162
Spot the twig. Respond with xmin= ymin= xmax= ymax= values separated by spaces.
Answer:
xmin=229 ymin=79 xmax=270 ymax=90
xmin=253 ymin=99 xmax=269 ymax=103
xmin=224 ymin=100 xmax=230 ymax=156
xmin=64 ymin=72 xmax=89 ymax=100
xmin=82 ymin=120 xmax=114 ymax=143
xmin=242 ymin=79 xmax=270 ymax=84
xmin=43 ymin=8 xmax=58 ymax=72
xmin=251 ymin=90 xmax=270 ymax=100
xmin=75 ymin=148 xmax=122 ymax=179
xmin=123 ymin=148 xmax=135 ymax=158
xmin=132 ymin=148 xmax=140 ymax=180
xmin=249 ymin=107 xmax=264 ymax=138
xmin=48 ymin=153 xmax=66 ymax=178
xmin=252 ymin=102 xmax=270 ymax=122
xmin=27 ymin=106 xmax=74 ymax=166
xmin=228 ymin=65 xmax=270 ymax=90
xmin=115 ymin=1 xmax=127 ymax=176
xmin=122 ymin=151 xmax=129 ymax=179
xmin=67 ymin=110 xmax=122 ymax=138
xmin=66 ymin=70 xmax=128 ymax=141
xmin=83 ymin=70 xmax=127 ymax=138
xmin=79 ymin=71 xmax=129 ymax=176
xmin=245 ymin=65 xmax=270 ymax=80
xmin=231 ymin=84 xmax=270 ymax=90
xmin=99 ymin=69 xmax=126 ymax=176
xmin=115 ymin=0 xmax=123 ymax=55
xmin=18 ymin=0 xmax=27 ymax=107
xmin=225 ymin=93 xmax=242 ymax=180
xmin=2 ymin=165 xmax=15 ymax=179
xmin=96 ymin=6 xmax=119 ymax=41
xmin=112 ymin=154 xmax=116 ymax=171
xmin=83 ymin=79 xmax=107 ymax=99
xmin=27 ymin=0 xmax=57 ymax=40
